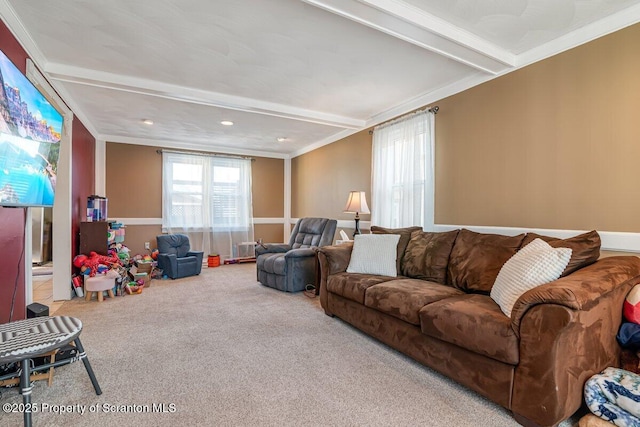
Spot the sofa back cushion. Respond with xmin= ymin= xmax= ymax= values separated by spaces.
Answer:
xmin=371 ymin=225 xmax=422 ymax=274
xmin=520 ymin=230 xmax=600 ymax=276
xmin=448 ymin=229 xmax=525 ymax=294
xmin=401 ymin=229 xmax=459 ymax=284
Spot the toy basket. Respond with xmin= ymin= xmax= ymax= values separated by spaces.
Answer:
xmin=124 ymin=282 xmax=144 ymax=295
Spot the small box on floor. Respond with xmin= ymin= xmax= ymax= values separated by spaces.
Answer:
xmin=129 ymin=265 xmax=150 ymax=288
xmin=136 ymin=261 xmax=153 ymax=274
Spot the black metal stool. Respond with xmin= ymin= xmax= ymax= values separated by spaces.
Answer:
xmin=0 ymin=316 xmax=102 ymax=427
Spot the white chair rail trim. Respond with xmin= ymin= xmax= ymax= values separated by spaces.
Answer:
xmin=434 ymin=224 xmax=640 ymax=253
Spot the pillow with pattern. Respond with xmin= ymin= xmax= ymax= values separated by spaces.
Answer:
xmin=490 ymin=238 xmax=572 ymax=317
xmin=346 ymin=234 xmax=400 ymax=277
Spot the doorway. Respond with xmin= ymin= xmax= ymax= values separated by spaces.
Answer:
xmin=31 ymin=207 xmax=62 ymax=314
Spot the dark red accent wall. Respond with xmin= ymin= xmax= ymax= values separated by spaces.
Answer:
xmin=0 ymin=19 xmax=96 ymax=322
xmin=72 ymin=120 xmax=95 ymax=258
xmin=0 ymin=20 xmax=31 ymax=322
xmin=0 ymin=207 xmax=27 ymax=323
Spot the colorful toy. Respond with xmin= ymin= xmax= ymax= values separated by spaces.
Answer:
xmin=73 ymin=254 xmax=88 ymax=269
xmin=624 ymin=284 xmax=640 ymax=324
xmin=73 ymin=251 xmax=121 ymax=277
xmin=150 ymin=249 xmax=159 ymax=260
xmin=125 ymin=281 xmax=144 ymax=295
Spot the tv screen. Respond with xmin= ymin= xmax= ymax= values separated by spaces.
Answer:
xmin=0 ymin=49 xmax=63 ymax=208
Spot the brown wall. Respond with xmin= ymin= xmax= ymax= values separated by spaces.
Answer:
xmin=435 ymin=23 xmax=640 ymax=232
xmin=255 ymin=224 xmax=284 ymax=244
xmin=252 ymin=157 xmax=284 ymax=218
xmin=253 ymin=157 xmax=284 ymax=243
xmin=293 ymin=23 xmax=640 ymax=235
xmin=105 ymin=143 xmax=285 ymax=253
xmin=292 ymin=129 xmax=372 ymax=235
xmin=107 ymin=143 xmax=162 ymax=218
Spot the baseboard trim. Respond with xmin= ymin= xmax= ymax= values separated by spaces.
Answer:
xmin=433 ymin=224 xmax=640 ymax=253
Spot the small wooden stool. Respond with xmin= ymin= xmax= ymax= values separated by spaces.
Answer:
xmin=84 ymin=275 xmax=116 ymax=302
xmin=85 ymin=288 xmax=114 ymax=302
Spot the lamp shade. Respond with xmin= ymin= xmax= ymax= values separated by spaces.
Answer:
xmin=344 ymin=191 xmax=370 ymax=214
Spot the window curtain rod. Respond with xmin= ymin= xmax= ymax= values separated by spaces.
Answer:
xmin=156 ymin=149 xmax=255 ymax=161
xmin=369 ymin=106 xmax=439 ymax=134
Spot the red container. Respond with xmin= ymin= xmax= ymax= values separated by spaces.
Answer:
xmin=208 ymin=255 xmax=220 ymax=268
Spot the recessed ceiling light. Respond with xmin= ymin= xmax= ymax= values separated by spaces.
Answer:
xmin=221 ymin=120 xmax=234 ymax=126
xmin=276 ymin=137 xmax=287 ymax=142
xmin=141 ymin=119 xmax=154 ymax=125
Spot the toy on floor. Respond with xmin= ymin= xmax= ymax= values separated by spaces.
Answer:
xmin=73 ymin=251 xmax=121 ymax=277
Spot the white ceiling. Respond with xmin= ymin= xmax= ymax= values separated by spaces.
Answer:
xmin=1 ymin=0 xmax=640 ymax=158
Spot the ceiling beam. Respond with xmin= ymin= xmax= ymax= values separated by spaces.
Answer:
xmin=301 ymin=0 xmax=515 ymax=74
xmin=102 ymin=135 xmax=290 ymax=160
xmin=45 ymin=63 xmax=366 ymax=130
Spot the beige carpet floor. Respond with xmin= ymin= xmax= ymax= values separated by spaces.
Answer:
xmin=0 ymin=264 xmax=583 ymax=426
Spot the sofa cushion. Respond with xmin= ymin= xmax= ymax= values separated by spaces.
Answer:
xmin=402 ymin=229 xmax=459 ymax=284
xmin=371 ymin=225 xmax=422 ymax=274
xmin=419 ymin=294 xmax=519 ymax=365
xmin=520 ymin=230 xmax=600 ymax=276
xmin=365 ymin=279 xmax=464 ymax=325
xmin=326 ymin=272 xmax=398 ymax=304
xmin=448 ymin=229 xmax=525 ymax=294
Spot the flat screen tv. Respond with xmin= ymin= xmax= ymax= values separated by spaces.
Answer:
xmin=0 ymin=49 xmax=63 ymax=208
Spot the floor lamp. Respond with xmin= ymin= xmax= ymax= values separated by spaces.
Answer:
xmin=344 ymin=191 xmax=370 ymax=237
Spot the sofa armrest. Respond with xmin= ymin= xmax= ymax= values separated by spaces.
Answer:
xmin=157 ymin=253 xmax=178 ymax=278
xmin=317 ymin=243 xmax=354 ymax=315
xmin=187 ymin=250 xmax=204 ymax=262
xmin=255 ymin=243 xmax=291 ymax=256
xmin=511 ymin=256 xmax=640 ymax=335
xmin=509 ymin=256 xmax=640 ymax=425
xmin=317 ymin=243 xmax=354 ymax=275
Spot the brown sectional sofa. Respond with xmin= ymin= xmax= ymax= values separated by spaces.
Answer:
xmin=317 ymin=228 xmax=640 ymax=427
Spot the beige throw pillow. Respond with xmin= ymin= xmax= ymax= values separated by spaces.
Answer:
xmin=346 ymin=234 xmax=400 ymax=277
xmin=490 ymin=238 xmax=572 ymax=317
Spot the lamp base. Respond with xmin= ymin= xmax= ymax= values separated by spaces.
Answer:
xmin=353 ymin=217 xmax=361 ymax=237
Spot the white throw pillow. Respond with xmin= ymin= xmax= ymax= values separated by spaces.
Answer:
xmin=346 ymin=234 xmax=400 ymax=277
xmin=490 ymin=238 xmax=572 ymax=318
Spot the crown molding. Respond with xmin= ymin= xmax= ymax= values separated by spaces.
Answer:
xmin=516 ymin=2 xmax=640 ymax=67
xmin=290 ymin=128 xmax=363 ymax=158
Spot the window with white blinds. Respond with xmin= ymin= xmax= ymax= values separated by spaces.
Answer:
xmin=162 ymin=152 xmax=252 ymax=231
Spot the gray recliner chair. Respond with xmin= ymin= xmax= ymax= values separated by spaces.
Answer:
xmin=156 ymin=234 xmax=204 ymax=279
xmin=256 ymin=217 xmax=337 ymax=292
